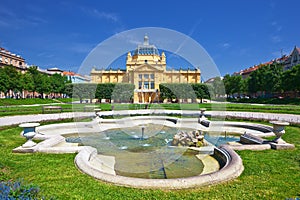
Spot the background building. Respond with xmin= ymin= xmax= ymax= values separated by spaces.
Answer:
xmin=0 ymin=47 xmax=26 ymax=72
xmin=90 ymin=36 xmax=201 ymax=103
xmin=63 ymin=71 xmax=91 ymax=83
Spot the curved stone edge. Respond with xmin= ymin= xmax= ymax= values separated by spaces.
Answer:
xmin=74 ymin=145 xmax=244 ymax=189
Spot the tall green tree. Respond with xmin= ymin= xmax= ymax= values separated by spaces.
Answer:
xmin=50 ymin=73 xmax=69 ymax=97
xmin=27 ymin=66 xmax=40 ymax=96
xmin=72 ymin=83 xmax=97 ymax=103
xmin=0 ymin=67 xmax=9 ymax=96
xmin=35 ymin=74 xmax=52 ymax=98
xmin=95 ymin=83 xmax=116 ymax=102
xmin=0 ymin=65 xmax=22 ymax=97
xmin=20 ymin=72 xmax=35 ymax=97
xmin=211 ymin=77 xmax=225 ymax=99
xmin=223 ymin=74 xmax=242 ymax=97
xmin=111 ymin=83 xmax=135 ymax=103
xmin=191 ymin=83 xmax=210 ymax=103
xmin=282 ymin=64 xmax=300 ymax=96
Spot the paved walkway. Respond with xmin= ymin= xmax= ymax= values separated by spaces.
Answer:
xmin=1 ymin=110 xmax=300 ymax=127
xmin=0 ymin=112 xmax=93 ymax=126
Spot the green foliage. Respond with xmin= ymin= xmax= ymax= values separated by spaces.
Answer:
xmin=282 ymin=64 xmax=300 ymax=94
xmin=209 ymin=77 xmax=226 ymax=99
xmin=96 ymin=83 xmax=116 ymax=102
xmin=111 ymin=83 xmax=135 ymax=103
xmin=159 ymin=83 xmax=196 ymax=101
xmin=72 ymin=83 xmax=97 ymax=103
xmin=159 ymin=83 xmax=209 ymax=102
xmin=0 ymin=65 xmax=22 ymax=97
xmin=0 ymin=180 xmax=41 ymax=199
xmin=35 ymin=74 xmax=52 ymax=96
xmin=223 ymin=74 xmax=242 ymax=96
xmin=21 ymin=73 xmax=35 ymax=92
xmin=226 ymin=63 xmax=284 ymax=98
xmin=0 ymin=65 xmax=70 ymax=99
xmin=191 ymin=83 xmax=210 ymax=102
xmin=50 ymin=73 xmax=70 ymax=96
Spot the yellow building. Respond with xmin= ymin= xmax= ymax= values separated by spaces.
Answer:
xmin=90 ymin=35 xmax=201 ymax=103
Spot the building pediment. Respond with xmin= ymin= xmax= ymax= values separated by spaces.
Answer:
xmin=133 ymin=63 xmax=164 ymax=72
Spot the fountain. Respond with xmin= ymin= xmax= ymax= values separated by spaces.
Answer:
xmin=14 ymin=113 xmax=260 ymax=189
xmin=140 ymin=125 xmax=145 ymax=140
xmin=269 ymin=121 xmax=295 ymax=150
xmin=19 ymin=123 xmax=40 ymax=148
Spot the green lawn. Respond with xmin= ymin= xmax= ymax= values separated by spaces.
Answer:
xmin=2 ymin=102 xmax=300 ymax=117
xmin=0 ymin=122 xmax=299 ymax=199
xmin=0 ymin=98 xmax=72 ymax=106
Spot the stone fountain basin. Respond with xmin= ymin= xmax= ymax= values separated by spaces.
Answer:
xmin=16 ymin=116 xmax=274 ymax=189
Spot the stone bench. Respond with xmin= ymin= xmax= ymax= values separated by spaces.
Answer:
xmin=42 ymin=106 xmax=62 ymax=114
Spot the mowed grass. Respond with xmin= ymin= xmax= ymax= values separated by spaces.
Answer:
xmin=0 ymin=123 xmax=299 ymax=199
xmin=2 ymin=100 xmax=300 ymax=117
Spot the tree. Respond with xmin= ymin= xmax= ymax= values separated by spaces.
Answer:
xmin=72 ymin=83 xmax=97 ymax=103
xmin=111 ymin=83 xmax=135 ymax=103
xmin=35 ymin=74 xmax=52 ymax=98
xmin=282 ymin=64 xmax=300 ymax=97
xmin=20 ymin=72 xmax=35 ymax=97
xmin=64 ymin=83 xmax=73 ymax=98
xmin=159 ymin=84 xmax=176 ymax=102
xmin=49 ymin=73 xmax=69 ymax=97
xmin=0 ymin=65 xmax=22 ymax=98
xmin=27 ymin=66 xmax=40 ymax=96
xmin=248 ymin=64 xmax=283 ymax=98
xmin=223 ymin=74 xmax=242 ymax=97
xmin=191 ymin=83 xmax=210 ymax=103
xmin=0 ymin=67 xmax=9 ymax=97
xmin=95 ymin=83 xmax=116 ymax=102
xmin=210 ymin=77 xmax=225 ymax=99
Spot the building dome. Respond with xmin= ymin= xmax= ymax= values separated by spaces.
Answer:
xmin=133 ymin=35 xmax=159 ymax=56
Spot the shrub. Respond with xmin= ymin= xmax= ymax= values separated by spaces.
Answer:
xmin=0 ymin=180 xmax=40 ymax=200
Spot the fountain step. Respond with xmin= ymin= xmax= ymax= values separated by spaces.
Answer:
xmin=189 ymin=146 xmax=214 ymax=155
xmin=89 ymin=154 xmax=116 ymax=175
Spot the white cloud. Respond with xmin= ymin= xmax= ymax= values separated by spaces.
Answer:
xmin=0 ymin=6 xmax=47 ymax=28
xmin=222 ymin=43 xmax=230 ymax=48
xmin=271 ymin=35 xmax=281 ymax=43
xmin=271 ymin=21 xmax=282 ymax=32
xmin=81 ymin=7 xmax=119 ymax=23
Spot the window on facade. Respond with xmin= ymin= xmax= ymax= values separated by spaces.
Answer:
xmin=293 ymin=56 xmax=297 ymax=63
xmin=144 ymin=81 xmax=149 ymax=89
xmin=150 ymin=74 xmax=154 ymax=79
xmin=139 ymin=74 xmax=142 ymax=80
xmin=150 ymin=81 xmax=155 ymax=89
xmin=138 ymin=81 xmax=142 ymax=89
xmin=5 ymin=58 xmax=8 ymax=63
xmin=144 ymin=74 xmax=149 ymax=79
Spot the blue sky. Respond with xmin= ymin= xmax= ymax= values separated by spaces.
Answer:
xmin=1 ymin=0 xmax=300 ymax=77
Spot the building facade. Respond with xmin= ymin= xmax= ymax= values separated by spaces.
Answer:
xmin=0 ymin=47 xmax=26 ymax=72
xmin=90 ymin=36 xmax=201 ymax=103
xmin=281 ymin=46 xmax=300 ymax=71
xmin=63 ymin=71 xmax=91 ymax=83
